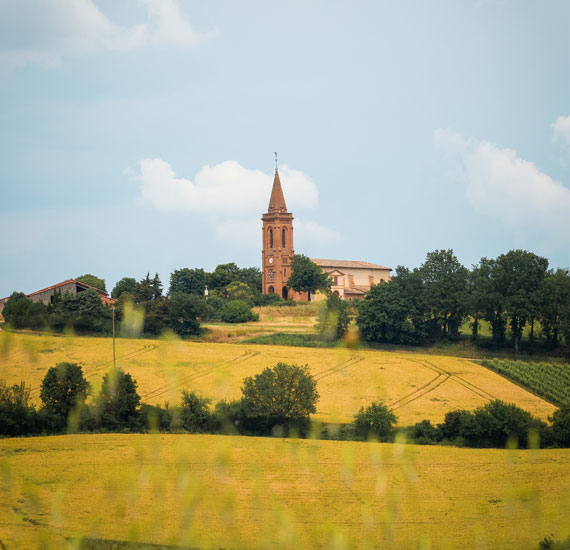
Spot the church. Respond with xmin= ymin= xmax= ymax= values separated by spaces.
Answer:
xmin=261 ymin=163 xmax=391 ymax=301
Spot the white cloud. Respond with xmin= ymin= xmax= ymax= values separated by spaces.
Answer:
xmin=134 ymin=157 xmax=337 ymax=247
xmin=434 ymin=128 xmax=570 ymax=240
xmin=0 ymin=0 xmax=207 ymax=67
xmin=137 ymin=158 xmax=319 ymax=215
xmin=551 ymin=115 xmax=570 ymax=148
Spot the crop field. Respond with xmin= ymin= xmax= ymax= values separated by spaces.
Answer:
xmin=0 ymin=433 xmax=569 ymax=550
xmin=0 ymin=331 xmax=557 ymax=426
xmin=482 ymin=359 xmax=570 ymax=407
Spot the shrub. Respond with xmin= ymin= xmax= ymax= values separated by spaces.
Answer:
xmin=410 ymin=419 xmax=441 ymax=444
xmin=2 ymin=292 xmax=48 ymax=330
xmin=240 ymin=363 xmax=319 ymax=435
xmin=550 ymin=406 xmax=570 ymax=447
xmin=316 ymin=293 xmax=351 ymax=342
xmin=98 ymin=368 xmax=140 ymax=430
xmin=140 ymin=403 xmax=176 ymax=432
xmin=353 ymin=401 xmax=397 ymax=441
xmin=51 ymin=289 xmax=112 ymax=334
xmin=180 ymin=391 xmax=214 ymax=432
xmin=39 ymin=362 xmax=90 ymax=431
xmin=220 ymin=300 xmax=259 ymax=323
xmin=168 ymin=292 xmax=204 ymax=337
xmin=0 ymin=381 xmax=37 ymax=436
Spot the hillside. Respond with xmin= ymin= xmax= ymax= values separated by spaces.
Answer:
xmin=0 ymin=433 xmax=569 ymax=550
xmin=0 ymin=331 xmax=556 ymax=425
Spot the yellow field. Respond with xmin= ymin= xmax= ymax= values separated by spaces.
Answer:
xmin=0 ymin=433 xmax=569 ymax=550
xmin=0 ymin=331 xmax=556 ymax=425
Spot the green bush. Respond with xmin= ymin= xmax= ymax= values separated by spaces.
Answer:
xmin=316 ymin=293 xmax=351 ymax=342
xmin=550 ymin=406 xmax=570 ymax=447
xmin=180 ymin=391 xmax=215 ymax=433
xmin=140 ymin=403 xmax=177 ymax=432
xmin=97 ymin=368 xmax=141 ymax=430
xmin=220 ymin=300 xmax=258 ymax=323
xmin=0 ymin=381 xmax=37 ymax=436
xmin=353 ymin=401 xmax=397 ymax=441
xmin=410 ymin=419 xmax=441 ymax=444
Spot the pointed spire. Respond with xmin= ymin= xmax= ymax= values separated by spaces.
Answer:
xmin=267 ymin=166 xmax=288 ymax=213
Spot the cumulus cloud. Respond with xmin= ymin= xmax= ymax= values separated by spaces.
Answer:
xmin=552 ymin=115 xmax=570 ymax=148
xmin=137 ymin=158 xmax=319 ymax=215
xmin=434 ymin=128 xmax=570 ymax=240
xmin=0 ymin=0 xmax=207 ymax=67
xmin=134 ymin=158 xmax=336 ymax=246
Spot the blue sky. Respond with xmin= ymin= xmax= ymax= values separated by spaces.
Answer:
xmin=0 ymin=0 xmax=568 ymax=296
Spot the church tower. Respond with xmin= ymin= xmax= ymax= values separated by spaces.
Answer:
xmin=262 ymin=161 xmax=295 ymax=299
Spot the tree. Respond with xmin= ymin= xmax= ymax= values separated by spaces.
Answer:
xmin=419 ymin=249 xmax=469 ymax=338
xmin=226 ymin=281 xmax=255 ymax=302
xmin=1 ymin=292 xmax=48 ymax=330
xmin=76 ymin=274 xmax=107 ymax=293
xmin=316 ymin=292 xmax=351 ymax=341
xmin=180 ymin=391 xmax=214 ymax=432
xmin=40 ymin=363 xmax=90 ymax=430
xmin=288 ymin=254 xmax=330 ymax=301
xmin=111 ymin=277 xmax=137 ymax=299
xmin=50 ymin=289 xmax=112 ymax=333
xmin=241 ymin=363 xmax=319 ymax=433
xmin=353 ymin=401 xmax=397 ymax=441
xmin=169 ymin=268 xmax=207 ymax=297
xmin=169 ymin=292 xmax=204 ymax=336
xmin=356 ymin=266 xmax=427 ymax=345
xmin=540 ymin=269 xmax=570 ymax=349
xmin=0 ymin=381 xmax=36 ymax=436
xmin=98 ymin=368 xmax=141 ymax=429
xmin=220 ymin=300 xmax=258 ymax=323
xmin=209 ymin=262 xmax=241 ymax=291
xmin=495 ymin=250 xmax=548 ymax=352
xmin=550 ymin=406 xmax=570 ymax=448
xmin=237 ymin=267 xmax=262 ymax=293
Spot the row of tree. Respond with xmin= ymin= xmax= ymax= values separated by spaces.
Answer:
xmin=356 ymin=249 xmax=570 ymax=352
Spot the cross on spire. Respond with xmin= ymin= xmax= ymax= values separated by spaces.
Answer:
xmin=274 ymin=151 xmax=278 ymax=171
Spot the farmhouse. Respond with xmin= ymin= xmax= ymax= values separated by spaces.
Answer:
xmin=261 ymin=164 xmax=391 ymax=300
xmin=0 ymin=279 xmax=115 ymax=317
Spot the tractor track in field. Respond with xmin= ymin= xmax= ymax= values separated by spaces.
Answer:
xmin=313 ymin=356 xmax=365 ymax=382
xmin=387 ymin=359 xmax=496 ymax=411
xmin=140 ymin=349 xmax=260 ymax=401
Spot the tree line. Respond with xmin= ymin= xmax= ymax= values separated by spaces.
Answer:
xmin=356 ymin=249 xmax=570 ymax=352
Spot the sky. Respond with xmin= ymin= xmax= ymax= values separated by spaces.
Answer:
xmin=0 ymin=0 xmax=568 ymax=296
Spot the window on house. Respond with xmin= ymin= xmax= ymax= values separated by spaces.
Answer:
xmin=269 ymin=228 xmax=273 ymax=248
xmin=333 ymin=276 xmax=338 ymax=285
xmin=282 ymin=228 xmax=286 ymax=248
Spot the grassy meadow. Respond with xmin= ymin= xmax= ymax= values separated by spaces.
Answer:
xmin=0 ymin=331 xmax=557 ymax=426
xmin=1 ymin=433 xmax=569 ymax=550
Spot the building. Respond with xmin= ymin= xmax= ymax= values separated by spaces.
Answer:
xmin=0 ymin=278 xmax=116 ymax=317
xmin=261 ymin=161 xmax=391 ymax=301
xmin=261 ymin=167 xmax=306 ymax=300
xmin=310 ymin=259 xmax=391 ymax=300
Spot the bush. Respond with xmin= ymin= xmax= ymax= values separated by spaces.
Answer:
xmin=353 ymin=401 xmax=397 ymax=441
xmin=39 ymin=363 xmax=90 ymax=431
xmin=252 ymin=293 xmax=283 ymax=307
xmin=2 ymin=292 xmax=49 ymax=330
xmin=140 ymin=403 xmax=176 ymax=432
xmin=180 ymin=391 xmax=214 ymax=432
xmin=220 ymin=300 xmax=259 ymax=323
xmin=168 ymin=292 xmax=204 ymax=337
xmin=410 ymin=419 xmax=441 ymax=444
xmin=51 ymin=289 xmax=112 ymax=334
xmin=0 ymin=381 xmax=37 ymax=436
xmin=316 ymin=293 xmax=351 ymax=342
xmin=550 ymin=406 xmax=570 ymax=447
xmin=240 ymin=363 xmax=319 ymax=435
xmin=97 ymin=368 xmax=141 ymax=430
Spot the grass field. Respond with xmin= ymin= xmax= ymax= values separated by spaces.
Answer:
xmin=0 ymin=331 xmax=557 ymax=426
xmin=0 ymin=433 xmax=569 ymax=550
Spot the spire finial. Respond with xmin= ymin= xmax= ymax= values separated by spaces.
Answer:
xmin=274 ymin=151 xmax=278 ymax=171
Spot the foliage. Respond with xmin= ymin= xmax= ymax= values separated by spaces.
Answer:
xmin=180 ymin=391 xmax=215 ymax=432
xmin=357 ymin=266 xmax=427 ymax=345
xmin=51 ymin=289 xmax=112 ymax=333
xmin=353 ymin=401 xmax=397 ymax=441
xmin=169 ymin=268 xmax=207 ymax=297
xmin=220 ymin=300 xmax=258 ymax=323
xmin=39 ymin=363 xmax=90 ymax=430
xmin=76 ymin=274 xmax=107 ymax=293
xmin=539 ymin=536 xmax=570 ymax=550
xmin=98 ymin=368 xmax=141 ymax=430
xmin=240 ymin=363 xmax=319 ymax=434
xmin=0 ymin=381 xmax=37 ymax=436
xmin=410 ymin=419 xmax=442 ymax=444
xmin=111 ymin=277 xmax=137 ymax=299
xmin=242 ymin=333 xmax=324 ymax=347
xmin=549 ymin=406 xmax=570 ymax=447
xmin=1 ymin=292 xmax=48 ymax=330
xmin=288 ymin=255 xmax=331 ymax=301
xmin=540 ymin=268 xmax=570 ymax=349
xmin=316 ymin=293 xmax=351 ymax=341
xmin=140 ymin=403 xmax=176 ymax=432
xmin=226 ymin=281 xmax=255 ymax=303
xmin=482 ymin=359 xmax=570 ymax=407
xmin=168 ymin=292 xmax=204 ymax=336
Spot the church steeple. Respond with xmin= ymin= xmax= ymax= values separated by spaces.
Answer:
xmin=267 ymin=169 xmax=288 ymax=213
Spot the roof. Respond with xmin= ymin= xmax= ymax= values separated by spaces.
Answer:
xmin=311 ymin=259 xmax=392 ymax=271
xmin=343 ymin=285 xmax=369 ymax=295
xmin=266 ymin=169 xmax=288 ymax=213
xmin=2 ymin=279 xmax=115 ymax=302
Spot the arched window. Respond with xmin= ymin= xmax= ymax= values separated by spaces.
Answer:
xmin=268 ymin=286 xmax=274 ymax=294
xmin=282 ymin=228 xmax=286 ymax=248
xmin=269 ymin=228 xmax=273 ymax=248
xmin=282 ymin=287 xmax=288 ymax=300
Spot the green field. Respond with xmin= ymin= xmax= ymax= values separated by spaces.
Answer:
xmin=0 ymin=433 xmax=569 ymax=550
xmin=0 ymin=331 xmax=557 ymax=426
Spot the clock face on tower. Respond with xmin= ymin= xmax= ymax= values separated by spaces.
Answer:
xmin=268 ymin=257 xmax=273 ymax=264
